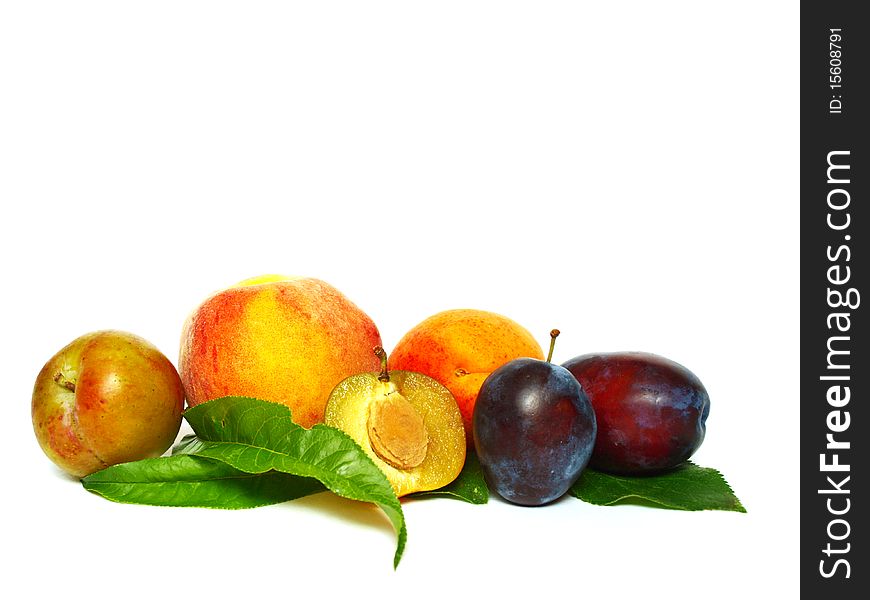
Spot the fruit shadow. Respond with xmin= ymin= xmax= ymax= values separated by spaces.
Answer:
xmin=279 ymin=490 xmax=396 ymax=537
xmin=52 ymin=465 xmax=83 ymax=482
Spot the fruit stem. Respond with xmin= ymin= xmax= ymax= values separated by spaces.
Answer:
xmin=53 ymin=371 xmax=76 ymax=392
xmin=374 ymin=346 xmax=390 ymax=382
xmin=546 ymin=329 xmax=560 ymax=363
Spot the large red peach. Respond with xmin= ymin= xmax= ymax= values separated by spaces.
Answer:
xmin=179 ymin=275 xmax=382 ymax=428
xmin=32 ymin=330 xmax=185 ymax=478
xmin=388 ymin=309 xmax=544 ymax=443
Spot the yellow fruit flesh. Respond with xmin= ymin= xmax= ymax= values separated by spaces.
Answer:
xmin=325 ymin=370 xmax=466 ymax=497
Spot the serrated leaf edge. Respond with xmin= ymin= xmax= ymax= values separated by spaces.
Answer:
xmin=81 ymin=456 xmax=325 ymax=510
xmin=571 ymin=461 xmax=747 ymax=513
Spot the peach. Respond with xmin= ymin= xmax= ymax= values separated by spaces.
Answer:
xmin=179 ymin=275 xmax=381 ymax=428
xmin=32 ymin=330 xmax=185 ymax=478
xmin=388 ymin=309 xmax=544 ymax=443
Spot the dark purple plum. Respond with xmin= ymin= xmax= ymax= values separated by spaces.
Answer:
xmin=473 ymin=331 xmax=597 ymax=506
xmin=563 ymin=352 xmax=710 ymax=474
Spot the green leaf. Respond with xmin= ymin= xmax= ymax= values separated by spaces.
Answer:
xmin=178 ymin=396 xmax=408 ymax=568
xmin=410 ymin=451 xmax=489 ymax=504
xmin=82 ymin=454 xmax=324 ymax=509
xmin=570 ymin=462 xmax=746 ymax=512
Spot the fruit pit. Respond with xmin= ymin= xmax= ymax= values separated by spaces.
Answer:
xmin=367 ymin=384 xmax=429 ymax=470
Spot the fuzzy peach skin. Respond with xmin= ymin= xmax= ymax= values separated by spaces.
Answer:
xmin=32 ymin=330 xmax=185 ymax=478
xmin=179 ymin=275 xmax=382 ymax=428
xmin=388 ymin=309 xmax=544 ymax=443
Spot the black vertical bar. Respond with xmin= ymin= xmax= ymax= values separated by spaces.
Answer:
xmin=801 ymin=1 xmax=868 ymax=596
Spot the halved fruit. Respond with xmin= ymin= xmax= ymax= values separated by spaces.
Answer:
xmin=324 ymin=347 xmax=466 ymax=497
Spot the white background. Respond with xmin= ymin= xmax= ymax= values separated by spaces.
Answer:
xmin=1 ymin=2 xmax=799 ymax=598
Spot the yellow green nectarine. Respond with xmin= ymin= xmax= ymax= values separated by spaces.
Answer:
xmin=32 ymin=330 xmax=185 ymax=478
